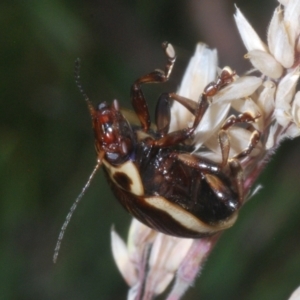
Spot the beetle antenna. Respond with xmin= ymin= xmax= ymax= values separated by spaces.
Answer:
xmin=53 ymin=158 xmax=102 ymax=263
xmin=74 ymin=58 xmax=95 ymax=114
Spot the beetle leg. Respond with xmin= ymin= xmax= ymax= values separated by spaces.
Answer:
xmin=170 ymin=152 xmax=222 ymax=175
xmin=151 ymin=127 xmax=194 ymax=147
xmin=152 ymin=92 xmax=209 ymax=147
xmin=171 ymin=152 xmax=242 ymax=207
xmin=218 ymin=112 xmax=261 ymax=166
xmin=167 ymin=93 xmax=199 ymax=115
xmin=152 ymin=67 xmax=236 ymax=147
xmin=233 ymin=126 xmax=261 ymax=160
xmin=154 ymin=93 xmax=171 ymax=136
xmin=228 ymin=158 xmax=244 ymax=204
xmin=155 ymin=92 xmax=201 ymax=136
xmin=216 ymin=112 xmax=261 ymax=204
xmin=221 ymin=112 xmax=259 ymax=130
xmin=190 ymin=68 xmax=236 ymax=137
xmin=218 ymin=130 xmax=231 ymax=168
xmin=131 ymin=42 xmax=176 ymax=132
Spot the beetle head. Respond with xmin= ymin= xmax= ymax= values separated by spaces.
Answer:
xmin=90 ymin=99 xmax=134 ymax=165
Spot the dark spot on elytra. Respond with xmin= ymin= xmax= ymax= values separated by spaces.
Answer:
xmin=113 ymin=172 xmax=133 ymax=191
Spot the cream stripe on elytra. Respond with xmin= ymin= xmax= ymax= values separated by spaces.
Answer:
xmin=103 ymin=160 xmax=144 ymax=196
xmin=144 ymin=196 xmax=238 ymax=233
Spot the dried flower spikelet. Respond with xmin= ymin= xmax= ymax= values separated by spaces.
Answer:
xmin=190 ymin=71 xmax=262 ymax=162
xmin=111 ymin=219 xmax=156 ymax=286
xmin=235 ymin=1 xmax=300 ymax=145
xmin=234 ymin=6 xmax=268 ymax=53
xmin=274 ymin=67 xmax=300 ymax=127
xmin=173 ymin=47 xmax=228 ymax=152
xmin=256 ymin=81 xmax=276 ymax=122
xmin=146 ymin=234 xmax=193 ymax=295
xmin=112 ymin=219 xmax=194 ymax=299
xmin=170 ymin=43 xmax=218 ymax=133
xmin=167 ymin=237 xmax=216 ymax=300
xmin=244 ymin=50 xmax=283 ymax=79
xmin=111 ymin=227 xmax=138 ymax=286
xmin=268 ymin=6 xmax=294 ymax=69
xmin=127 ymin=217 xmax=156 ymax=255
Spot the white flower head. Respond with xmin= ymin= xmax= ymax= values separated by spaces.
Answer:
xmin=235 ymin=1 xmax=300 ymax=139
xmin=111 ymin=1 xmax=300 ymax=299
xmin=111 ymin=219 xmax=196 ymax=299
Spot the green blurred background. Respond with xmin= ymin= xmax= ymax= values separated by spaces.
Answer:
xmin=1 ymin=0 xmax=300 ymax=299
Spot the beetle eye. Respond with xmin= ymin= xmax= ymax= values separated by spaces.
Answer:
xmin=106 ymin=152 xmax=119 ymax=161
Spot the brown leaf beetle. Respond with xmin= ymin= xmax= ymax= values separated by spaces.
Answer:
xmin=53 ymin=42 xmax=260 ymax=262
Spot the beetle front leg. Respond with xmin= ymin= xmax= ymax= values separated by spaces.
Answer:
xmin=155 ymin=92 xmax=203 ymax=136
xmin=131 ymin=42 xmax=176 ymax=132
xmin=153 ymin=67 xmax=236 ymax=145
xmin=152 ymin=92 xmax=209 ymax=147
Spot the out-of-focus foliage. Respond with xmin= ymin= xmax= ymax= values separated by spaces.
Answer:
xmin=1 ymin=0 xmax=300 ymax=299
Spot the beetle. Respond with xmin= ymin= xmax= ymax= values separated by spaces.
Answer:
xmin=53 ymin=42 xmax=260 ymax=262
xmin=87 ymin=41 xmax=261 ymax=236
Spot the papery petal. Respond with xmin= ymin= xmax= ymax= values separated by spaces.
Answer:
xmin=275 ymin=67 xmax=300 ymax=109
xmin=147 ymin=235 xmax=193 ymax=295
xmin=147 ymin=235 xmax=176 ymax=294
xmin=127 ymin=218 xmax=155 ymax=254
xmin=268 ymin=6 xmax=294 ymax=68
xmin=288 ymin=286 xmax=300 ymax=300
xmin=149 ymin=235 xmax=193 ymax=273
xmin=126 ymin=219 xmax=157 ymax=274
xmin=177 ymin=43 xmax=218 ymax=100
xmin=111 ymin=228 xmax=138 ymax=286
xmin=231 ymin=97 xmax=262 ymax=118
xmin=284 ymin=0 xmax=300 ymax=46
xmin=128 ymin=283 xmax=140 ymax=300
xmin=292 ymin=91 xmax=300 ymax=126
xmin=265 ymin=123 xmax=280 ymax=149
xmin=274 ymin=107 xmax=292 ymax=127
xmin=153 ymin=274 xmax=174 ymax=295
xmin=245 ymin=50 xmax=283 ymax=78
xmin=234 ymin=7 xmax=268 ymax=52
xmin=285 ymin=123 xmax=300 ymax=137
xmin=170 ymin=43 xmax=218 ymax=132
xmin=166 ymin=238 xmax=194 ymax=271
xmin=193 ymin=103 xmax=231 ymax=149
xmin=256 ymin=81 xmax=276 ymax=120
xmin=149 ymin=234 xmax=169 ymax=267
xmin=275 ymin=67 xmax=300 ymax=129
xmin=213 ymin=76 xmax=263 ymax=103
xmin=167 ymin=238 xmax=214 ymax=300
xmin=278 ymin=0 xmax=289 ymax=5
